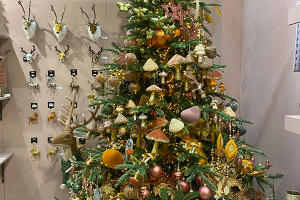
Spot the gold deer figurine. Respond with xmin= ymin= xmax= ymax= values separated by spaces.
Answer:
xmin=47 ymin=110 xmax=56 ymax=123
xmin=69 ymin=77 xmax=79 ymax=92
xmin=31 ymin=143 xmax=40 ymax=159
xmin=47 ymin=145 xmax=57 ymax=158
xmin=29 ymin=112 xmax=38 ymax=124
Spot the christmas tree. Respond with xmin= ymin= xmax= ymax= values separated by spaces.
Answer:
xmin=55 ymin=0 xmax=283 ymax=199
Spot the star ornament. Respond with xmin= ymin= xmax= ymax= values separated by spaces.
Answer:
xmin=170 ymin=2 xmax=188 ymax=24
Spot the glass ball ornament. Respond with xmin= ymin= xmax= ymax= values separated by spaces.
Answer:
xmin=237 ymin=123 xmax=247 ymax=135
xmin=149 ymin=165 xmax=163 ymax=179
xmin=151 ymin=28 xmax=173 ymax=49
xmin=198 ymin=185 xmax=213 ymax=200
xmin=139 ymin=188 xmax=151 ymax=200
xmin=101 ymin=104 xmax=114 ymax=115
xmin=226 ymin=100 xmax=238 ymax=112
xmin=179 ymin=180 xmax=191 ymax=194
xmin=195 ymin=174 xmax=204 ymax=186
xmin=66 ymin=179 xmax=74 ymax=188
xmin=72 ymin=183 xmax=82 ymax=193
xmin=171 ymin=169 xmax=184 ymax=181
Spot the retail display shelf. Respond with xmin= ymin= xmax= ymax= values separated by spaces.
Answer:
xmin=0 ymin=153 xmax=13 ymax=183
xmin=0 ymin=96 xmax=11 ymax=101
xmin=285 ymin=115 xmax=300 ymax=134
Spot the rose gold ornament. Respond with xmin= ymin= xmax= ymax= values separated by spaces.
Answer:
xmin=149 ymin=165 xmax=163 ymax=179
xmin=139 ymin=188 xmax=151 ymax=200
xmin=172 ymin=169 xmax=184 ymax=181
xmin=195 ymin=174 xmax=204 ymax=186
xmin=180 ymin=180 xmax=191 ymax=193
xmin=198 ymin=185 xmax=213 ymax=200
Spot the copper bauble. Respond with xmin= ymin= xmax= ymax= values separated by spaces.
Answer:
xmin=124 ymin=71 xmax=135 ymax=81
xmin=108 ymin=76 xmax=120 ymax=87
xmin=124 ymin=39 xmax=136 ymax=47
xmin=139 ymin=188 xmax=151 ymax=200
xmin=125 ymin=53 xmax=137 ymax=65
xmin=124 ymin=184 xmax=137 ymax=199
xmin=199 ymin=186 xmax=213 ymax=200
xmin=179 ymin=180 xmax=191 ymax=194
xmin=152 ymin=28 xmax=173 ymax=49
xmin=149 ymin=165 xmax=163 ymax=179
xmin=171 ymin=169 xmax=184 ymax=181
xmin=96 ymin=74 xmax=107 ymax=84
xmin=195 ymin=174 xmax=205 ymax=186
xmin=147 ymin=173 xmax=158 ymax=182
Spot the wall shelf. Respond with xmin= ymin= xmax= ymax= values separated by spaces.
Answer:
xmin=0 ymin=95 xmax=10 ymax=121
xmin=285 ymin=115 xmax=300 ymax=134
xmin=0 ymin=153 xmax=13 ymax=183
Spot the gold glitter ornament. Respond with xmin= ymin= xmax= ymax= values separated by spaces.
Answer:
xmin=119 ymin=126 xmax=127 ymax=135
xmin=129 ymin=82 xmax=140 ymax=93
xmin=96 ymin=74 xmax=107 ymax=84
xmin=124 ymin=39 xmax=136 ymax=47
xmin=113 ymin=55 xmax=121 ymax=64
xmin=123 ymin=184 xmax=137 ymax=199
xmin=108 ymin=76 xmax=120 ymax=87
xmin=124 ymin=71 xmax=135 ymax=81
xmin=125 ymin=53 xmax=137 ymax=65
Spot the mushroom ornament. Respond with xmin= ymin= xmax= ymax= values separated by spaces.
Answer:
xmin=143 ymin=58 xmax=158 ymax=79
xmin=146 ymin=85 xmax=162 ymax=105
xmin=183 ymin=53 xmax=195 ymax=71
xmin=159 ymin=71 xmax=167 ymax=84
xmin=139 ymin=114 xmax=147 ymax=127
xmin=166 ymin=54 xmax=185 ymax=81
xmin=146 ymin=129 xmax=169 ymax=156
xmin=169 ymin=118 xmax=185 ymax=133
xmin=194 ymin=44 xmax=206 ymax=63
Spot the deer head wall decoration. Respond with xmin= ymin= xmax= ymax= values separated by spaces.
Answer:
xmin=50 ymin=91 xmax=99 ymax=188
xmin=54 ymin=46 xmax=70 ymax=63
xmin=51 ymin=5 xmax=67 ymax=42
xmin=88 ymin=46 xmax=103 ymax=63
xmin=80 ymin=4 xmax=101 ymax=43
xmin=20 ymin=45 xmax=36 ymax=63
xmin=18 ymin=0 xmax=37 ymax=40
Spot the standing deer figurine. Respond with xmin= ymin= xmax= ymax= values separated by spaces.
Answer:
xmin=29 ymin=112 xmax=38 ymax=124
xmin=46 ymin=74 xmax=57 ymax=92
xmin=27 ymin=76 xmax=39 ymax=93
xmin=51 ymin=91 xmax=99 ymax=188
xmin=80 ymin=4 xmax=101 ymax=43
xmin=88 ymin=46 xmax=103 ymax=64
xmin=69 ymin=77 xmax=79 ymax=92
xmin=51 ymin=5 xmax=67 ymax=42
xmin=31 ymin=143 xmax=40 ymax=159
xmin=47 ymin=110 xmax=56 ymax=123
xmin=47 ymin=145 xmax=57 ymax=158
xmin=54 ymin=46 xmax=70 ymax=63
xmin=18 ymin=0 xmax=37 ymax=40
xmin=20 ymin=45 xmax=36 ymax=63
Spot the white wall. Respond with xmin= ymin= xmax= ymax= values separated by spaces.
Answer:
xmin=241 ymin=0 xmax=300 ymax=199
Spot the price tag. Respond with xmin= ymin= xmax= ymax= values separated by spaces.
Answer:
xmin=48 ymin=70 xmax=55 ymax=77
xmin=70 ymin=69 xmax=77 ymax=77
xmin=48 ymin=102 xmax=54 ymax=109
xmin=101 ymin=36 xmax=108 ymax=40
xmin=56 ymin=87 xmax=63 ymax=90
xmin=29 ymin=71 xmax=36 ymax=78
xmin=101 ymin=57 xmax=108 ymax=60
xmin=31 ymin=103 xmax=38 ymax=109
xmin=92 ymin=70 xmax=98 ymax=77
xmin=31 ymin=137 xmax=38 ymax=144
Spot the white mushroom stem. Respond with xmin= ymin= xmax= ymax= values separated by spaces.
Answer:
xmin=149 ymin=91 xmax=156 ymax=105
xmin=161 ymin=76 xmax=166 ymax=84
xmin=134 ymin=171 xmax=139 ymax=179
xmin=134 ymin=113 xmax=137 ymax=120
xmin=198 ymin=52 xmax=205 ymax=63
xmin=141 ymin=119 xmax=146 ymax=127
xmin=191 ymin=146 xmax=196 ymax=153
xmin=144 ymin=157 xmax=151 ymax=163
xmin=151 ymin=141 xmax=160 ymax=156
xmin=184 ymin=81 xmax=189 ymax=92
xmin=174 ymin=65 xmax=181 ymax=81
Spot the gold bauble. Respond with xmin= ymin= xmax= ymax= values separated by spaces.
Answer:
xmin=119 ymin=126 xmax=127 ymax=135
xmin=151 ymin=28 xmax=173 ymax=49
xmin=129 ymin=82 xmax=140 ymax=93
xmin=124 ymin=39 xmax=136 ymax=47
xmin=124 ymin=184 xmax=137 ymax=199
xmin=124 ymin=71 xmax=135 ymax=81
xmin=96 ymin=74 xmax=107 ymax=84
xmin=108 ymin=76 xmax=120 ymax=87
xmin=125 ymin=53 xmax=137 ymax=66
xmin=174 ymin=28 xmax=181 ymax=36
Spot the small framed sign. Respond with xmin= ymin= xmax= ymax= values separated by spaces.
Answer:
xmin=92 ymin=70 xmax=98 ymax=77
xmin=31 ymin=103 xmax=38 ymax=109
xmin=70 ymin=69 xmax=77 ymax=77
xmin=48 ymin=70 xmax=55 ymax=77
xmin=79 ymin=138 xmax=86 ymax=144
xmin=71 ymin=102 xmax=77 ymax=108
xmin=48 ymin=137 xmax=53 ymax=143
xmin=31 ymin=137 xmax=38 ymax=144
xmin=48 ymin=102 xmax=54 ymax=109
xmin=29 ymin=71 xmax=36 ymax=78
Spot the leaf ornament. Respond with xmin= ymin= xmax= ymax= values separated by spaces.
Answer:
xmin=204 ymin=12 xmax=213 ymax=24
xmin=116 ymin=2 xmax=132 ymax=12
xmin=224 ymin=137 xmax=238 ymax=161
xmin=162 ymin=25 xmax=176 ymax=35
xmin=216 ymin=6 xmax=222 ymax=17
xmin=216 ymin=133 xmax=223 ymax=156
xmin=133 ymin=8 xmax=148 ymax=18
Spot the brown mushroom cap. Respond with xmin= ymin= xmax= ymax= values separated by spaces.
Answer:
xmin=146 ymin=85 xmax=162 ymax=92
xmin=184 ymin=53 xmax=196 ymax=64
xmin=207 ymin=79 xmax=218 ymax=86
xmin=114 ymin=113 xmax=129 ymax=124
xmin=206 ymin=69 xmax=223 ymax=80
xmin=126 ymin=100 xmax=136 ymax=108
xmin=146 ymin=129 xmax=169 ymax=143
xmin=219 ymin=82 xmax=225 ymax=87
xmin=166 ymin=54 xmax=185 ymax=66
xmin=132 ymin=123 xmax=147 ymax=135
xmin=139 ymin=95 xmax=150 ymax=105
xmin=149 ymin=117 xmax=168 ymax=130
xmin=182 ymin=74 xmax=194 ymax=81
xmin=143 ymin=58 xmax=158 ymax=72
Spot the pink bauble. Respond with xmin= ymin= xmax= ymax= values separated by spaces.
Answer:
xmin=149 ymin=165 xmax=163 ymax=179
xmin=265 ymin=160 xmax=270 ymax=170
xmin=89 ymin=185 xmax=93 ymax=193
xmin=180 ymin=180 xmax=191 ymax=193
xmin=139 ymin=189 xmax=151 ymax=200
xmin=237 ymin=158 xmax=242 ymax=167
xmin=172 ymin=170 xmax=184 ymax=181
xmin=199 ymin=186 xmax=213 ymax=200
xmin=181 ymin=106 xmax=201 ymax=126
xmin=251 ymin=157 xmax=255 ymax=164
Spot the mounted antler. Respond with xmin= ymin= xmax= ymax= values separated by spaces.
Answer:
xmin=97 ymin=47 xmax=103 ymax=55
xmin=54 ymin=46 xmax=61 ymax=53
xmin=51 ymin=5 xmax=67 ymax=42
xmin=64 ymin=46 xmax=70 ymax=54
xmin=88 ymin=46 xmax=103 ymax=63
xmin=88 ymin=45 xmax=95 ymax=54
xmin=20 ymin=47 xmax=28 ymax=54
xmin=30 ymin=45 xmax=36 ymax=54
xmin=80 ymin=4 xmax=101 ymax=43
xmin=18 ymin=0 xmax=36 ymax=39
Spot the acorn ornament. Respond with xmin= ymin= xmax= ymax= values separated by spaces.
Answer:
xmin=108 ymin=76 xmax=120 ymax=87
xmin=125 ymin=53 xmax=137 ymax=65
xmin=96 ymin=73 xmax=107 ymax=84
xmin=124 ymin=71 xmax=135 ymax=81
